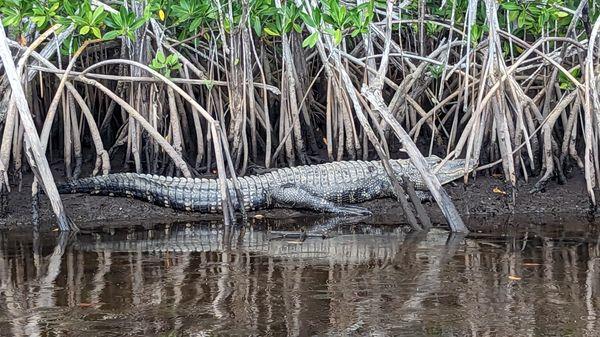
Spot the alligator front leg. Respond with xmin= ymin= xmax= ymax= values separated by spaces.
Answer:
xmin=270 ymin=183 xmax=372 ymax=216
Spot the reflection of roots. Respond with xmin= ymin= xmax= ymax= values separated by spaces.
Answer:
xmin=212 ymin=263 xmax=231 ymax=319
xmin=1 ymin=0 xmax=599 ymax=229
xmin=0 ymin=185 xmax=7 ymax=217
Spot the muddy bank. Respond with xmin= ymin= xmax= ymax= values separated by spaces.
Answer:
xmin=0 ymin=168 xmax=595 ymax=231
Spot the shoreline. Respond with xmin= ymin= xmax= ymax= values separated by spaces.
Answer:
xmin=0 ymin=169 xmax=595 ymax=231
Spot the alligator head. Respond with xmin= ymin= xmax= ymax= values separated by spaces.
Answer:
xmin=433 ymin=158 xmax=477 ymax=185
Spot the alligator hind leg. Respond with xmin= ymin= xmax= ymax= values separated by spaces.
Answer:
xmin=416 ymin=190 xmax=434 ymax=202
xmin=270 ymin=183 xmax=372 ymax=216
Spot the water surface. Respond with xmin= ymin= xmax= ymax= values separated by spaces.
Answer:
xmin=0 ymin=219 xmax=599 ymax=336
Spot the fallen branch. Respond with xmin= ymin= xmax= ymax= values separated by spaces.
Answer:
xmin=362 ymin=86 xmax=469 ymax=233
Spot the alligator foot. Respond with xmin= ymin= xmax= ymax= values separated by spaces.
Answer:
xmin=271 ymin=183 xmax=372 ymax=216
xmin=416 ymin=191 xmax=434 ymax=202
xmin=329 ymin=204 xmax=372 ymax=216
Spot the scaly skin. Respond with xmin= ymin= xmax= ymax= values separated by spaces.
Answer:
xmin=58 ymin=156 xmax=474 ymax=215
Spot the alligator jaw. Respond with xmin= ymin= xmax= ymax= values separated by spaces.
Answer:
xmin=434 ymin=159 xmax=477 ymax=185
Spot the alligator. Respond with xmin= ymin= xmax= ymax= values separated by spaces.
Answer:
xmin=58 ymin=156 xmax=474 ymax=215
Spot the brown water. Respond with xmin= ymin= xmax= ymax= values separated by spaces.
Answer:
xmin=0 ymin=219 xmax=599 ymax=337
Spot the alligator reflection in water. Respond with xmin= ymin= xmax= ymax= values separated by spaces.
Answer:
xmin=0 ymin=220 xmax=599 ymax=336
xmin=75 ymin=219 xmax=415 ymax=264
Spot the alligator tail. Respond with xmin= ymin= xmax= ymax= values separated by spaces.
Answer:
xmin=58 ymin=173 xmax=142 ymax=195
xmin=58 ymin=173 xmax=224 ymax=212
xmin=58 ymin=174 xmax=172 ymax=208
